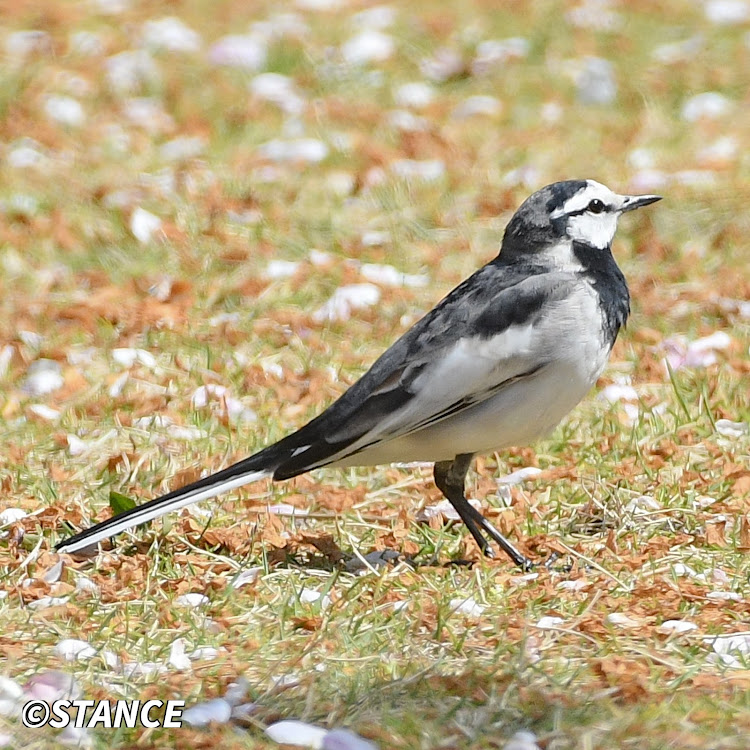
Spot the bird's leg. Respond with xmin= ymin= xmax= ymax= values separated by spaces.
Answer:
xmin=434 ymin=454 xmax=534 ymax=570
xmin=434 ymin=455 xmax=493 ymax=558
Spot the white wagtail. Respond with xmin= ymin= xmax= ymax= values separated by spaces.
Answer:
xmin=56 ymin=180 xmax=660 ymax=567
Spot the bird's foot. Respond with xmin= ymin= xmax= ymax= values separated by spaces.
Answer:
xmin=523 ymin=550 xmax=574 ymax=573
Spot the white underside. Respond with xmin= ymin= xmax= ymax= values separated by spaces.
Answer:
xmin=330 ymin=282 xmax=611 ymax=466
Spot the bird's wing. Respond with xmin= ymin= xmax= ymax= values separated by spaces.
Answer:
xmin=273 ymin=266 xmax=579 ymax=477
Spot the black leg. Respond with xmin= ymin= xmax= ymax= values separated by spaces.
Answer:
xmin=433 ymin=454 xmax=534 ymax=570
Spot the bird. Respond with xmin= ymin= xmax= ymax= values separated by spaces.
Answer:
xmin=56 ymin=179 xmax=661 ymax=568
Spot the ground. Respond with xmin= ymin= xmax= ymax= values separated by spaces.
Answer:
xmin=0 ymin=0 xmax=749 ymax=748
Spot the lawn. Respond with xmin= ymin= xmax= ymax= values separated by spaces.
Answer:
xmin=0 ymin=0 xmax=749 ymax=748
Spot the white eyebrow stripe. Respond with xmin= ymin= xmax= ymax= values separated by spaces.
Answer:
xmin=550 ymin=180 xmax=616 ymax=219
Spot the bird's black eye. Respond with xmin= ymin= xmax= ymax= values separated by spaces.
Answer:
xmin=587 ymin=199 xmax=606 ymax=214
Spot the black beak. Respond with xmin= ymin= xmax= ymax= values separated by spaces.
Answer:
xmin=620 ymin=194 xmax=662 ymax=213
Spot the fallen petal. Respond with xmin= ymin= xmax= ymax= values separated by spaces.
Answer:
xmin=54 ymin=639 xmax=97 ymax=662
xmin=341 ymin=31 xmax=394 ymax=65
xmin=266 ymin=719 xmax=328 ymax=748
xmin=169 ymin=639 xmax=192 ymax=670
xmin=715 ymin=419 xmax=748 ymax=438
xmin=0 ymin=508 xmax=27 ymax=525
xmin=130 ymin=207 xmax=162 ymax=244
xmin=141 ymin=16 xmax=202 ymax=53
xmin=209 ymin=34 xmax=266 ymax=69
xmin=502 ymin=730 xmax=541 ymax=750
xmin=496 ymin=467 xmax=543 ymax=485
xmin=175 ymin=593 xmax=209 ymax=608
xmin=22 ymin=359 xmax=63 ymax=396
xmin=323 ymin=728 xmax=379 ymax=750
xmin=534 ymin=616 xmax=564 ymax=629
xmin=657 ymin=619 xmax=698 ymax=635
xmin=704 ymin=0 xmax=749 ymax=24
xmin=312 ymin=284 xmax=380 ymax=323
xmin=230 ymin=567 xmax=263 ymax=588
xmin=450 ymin=597 xmax=486 ymax=618
xmin=182 ymin=698 xmax=232 ymax=727
xmin=706 ymin=591 xmax=742 ymax=601
xmin=24 ymin=671 xmax=81 ymax=702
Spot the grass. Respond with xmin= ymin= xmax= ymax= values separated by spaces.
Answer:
xmin=1 ymin=0 xmax=750 ymax=748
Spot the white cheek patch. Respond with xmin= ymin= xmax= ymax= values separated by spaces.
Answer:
xmin=566 ymin=212 xmax=618 ymax=249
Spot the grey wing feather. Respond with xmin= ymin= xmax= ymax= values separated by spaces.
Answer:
xmin=273 ymin=266 xmax=577 ymax=478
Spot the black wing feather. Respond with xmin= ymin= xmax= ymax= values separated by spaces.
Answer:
xmin=272 ymin=265 xmax=576 ymax=479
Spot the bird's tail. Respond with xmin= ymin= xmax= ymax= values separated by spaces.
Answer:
xmin=55 ymin=446 xmax=282 ymax=554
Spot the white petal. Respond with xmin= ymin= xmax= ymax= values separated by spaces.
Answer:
xmin=257 ymin=138 xmax=328 ymax=163
xmin=390 ymin=158 xmax=445 ymax=182
xmin=706 ymin=633 xmax=750 ymax=656
xmin=167 ymin=424 xmax=208 ymax=440
xmin=182 ymin=698 xmax=232 ymax=726
xmin=312 ymin=284 xmax=380 ymax=323
xmin=705 ymin=0 xmax=749 ymax=25
xmin=605 ymin=613 xmax=642 ymax=628
xmin=24 ymin=671 xmax=81 ymax=701
xmin=681 ymin=92 xmax=732 ymax=121
xmin=169 ymin=639 xmax=192 ymax=670
xmin=624 ymin=495 xmax=661 ymax=514
xmin=209 ymin=35 xmax=266 ymax=70
xmin=393 ymin=82 xmax=434 ymax=109
xmin=130 ymin=207 xmax=162 ymax=244
xmin=189 ymin=646 xmax=221 ymax=661
xmin=54 ymin=639 xmax=97 ymax=662
xmin=496 ymin=467 xmax=543 ymax=485
xmin=534 ymin=616 xmax=564 ymax=629
xmin=322 ymin=728 xmax=379 ymax=750
xmin=452 ymin=95 xmax=502 ymax=119
xmin=352 ymin=6 xmax=396 ymax=29
xmin=27 ymin=596 xmax=69 ymax=610
xmin=42 ymin=560 xmax=64 ymax=583
xmin=230 ymin=567 xmax=262 ymax=589
xmin=0 ymin=508 xmax=27 ymax=525
xmin=341 ymin=31 xmax=393 ymax=65
xmin=599 ymin=384 xmax=638 ymax=403
xmin=657 ymin=620 xmax=698 ymax=634
xmin=450 ymin=597 xmax=486 ymax=618
xmin=43 ymin=96 xmax=85 ymax=127
xmin=28 ymin=404 xmax=61 ymax=420
xmin=266 ymin=720 xmax=328 ymax=748
xmin=706 ymin=591 xmax=742 ymax=601
xmin=299 ymin=589 xmax=331 ymax=608
xmin=501 ymin=730 xmax=541 ymax=750
xmin=715 ymin=419 xmax=748 ymax=438
xmin=22 ymin=359 xmax=63 ymax=395
xmin=141 ymin=17 xmax=202 ymax=53
xmin=175 ymin=593 xmax=209 ymax=608
xmin=0 ymin=677 xmax=23 ymax=702
xmin=191 ymin=384 xmax=227 ymax=407
xmin=119 ymin=661 xmax=168 ymax=678
xmin=360 ymin=263 xmax=427 ymax=288
xmin=265 ymin=260 xmax=301 ymax=279
xmin=75 ymin=576 xmax=100 ymax=594
xmin=557 ymin=579 xmax=588 ymax=591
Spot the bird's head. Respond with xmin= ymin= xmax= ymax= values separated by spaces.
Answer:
xmin=502 ymin=179 xmax=661 ymax=256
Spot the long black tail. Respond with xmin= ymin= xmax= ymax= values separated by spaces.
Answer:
xmin=55 ymin=447 xmax=281 ymax=554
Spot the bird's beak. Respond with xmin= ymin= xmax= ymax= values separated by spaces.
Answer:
xmin=619 ymin=194 xmax=662 ymax=213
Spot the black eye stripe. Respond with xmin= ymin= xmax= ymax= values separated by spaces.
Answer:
xmin=565 ymin=200 xmax=610 ymax=217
